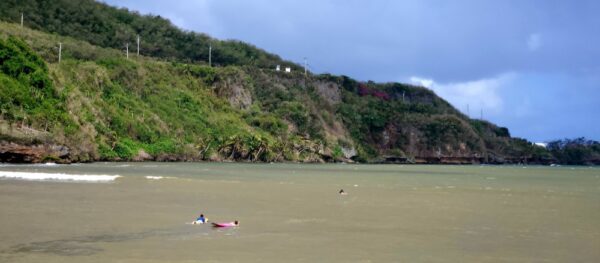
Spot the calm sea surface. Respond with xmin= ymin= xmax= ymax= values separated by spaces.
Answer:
xmin=0 ymin=163 xmax=599 ymax=262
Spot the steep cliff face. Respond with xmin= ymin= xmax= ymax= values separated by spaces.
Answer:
xmin=209 ymin=68 xmax=546 ymax=164
xmin=324 ymin=76 xmax=547 ymax=163
xmin=211 ymin=67 xmax=253 ymax=110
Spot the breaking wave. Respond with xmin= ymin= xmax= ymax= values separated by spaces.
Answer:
xmin=0 ymin=171 xmax=120 ymax=182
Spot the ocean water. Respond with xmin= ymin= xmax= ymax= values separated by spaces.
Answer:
xmin=0 ymin=163 xmax=599 ymax=262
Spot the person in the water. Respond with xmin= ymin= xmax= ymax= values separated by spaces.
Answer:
xmin=193 ymin=214 xmax=207 ymax=224
xmin=339 ymin=189 xmax=347 ymax=195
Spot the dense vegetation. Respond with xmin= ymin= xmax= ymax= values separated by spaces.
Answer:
xmin=547 ymin=138 xmax=600 ymax=165
xmin=0 ymin=21 xmax=335 ymax=162
xmin=0 ymin=0 xmax=592 ymax=164
xmin=0 ymin=36 xmax=76 ymax=142
xmin=0 ymin=0 xmax=299 ymax=69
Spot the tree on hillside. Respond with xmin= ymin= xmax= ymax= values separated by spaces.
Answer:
xmin=547 ymin=137 xmax=600 ymax=165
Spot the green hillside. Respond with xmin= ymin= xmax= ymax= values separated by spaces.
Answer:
xmin=0 ymin=0 xmax=300 ymax=70
xmin=0 ymin=0 xmax=552 ymax=164
xmin=0 ymin=22 xmax=317 ymax=162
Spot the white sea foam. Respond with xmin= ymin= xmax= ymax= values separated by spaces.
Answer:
xmin=145 ymin=176 xmax=177 ymax=180
xmin=146 ymin=176 xmax=167 ymax=180
xmin=0 ymin=171 xmax=120 ymax=182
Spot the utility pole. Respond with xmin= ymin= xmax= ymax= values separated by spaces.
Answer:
xmin=304 ymin=57 xmax=307 ymax=76
xmin=209 ymin=44 xmax=212 ymax=67
xmin=58 ymin=42 xmax=62 ymax=63
xmin=402 ymin=91 xmax=405 ymax=103
xmin=126 ymin=43 xmax=129 ymax=59
xmin=136 ymin=35 xmax=140 ymax=57
xmin=20 ymin=13 xmax=23 ymax=27
xmin=480 ymin=109 xmax=483 ymax=120
xmin=467 ymin=104 xmax=470 ymax=118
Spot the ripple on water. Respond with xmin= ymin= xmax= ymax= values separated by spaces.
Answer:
xmin=2 ymin=228 xmax=198 ymax=257
xmin=285 ymin=218 xmax=326 ymax=224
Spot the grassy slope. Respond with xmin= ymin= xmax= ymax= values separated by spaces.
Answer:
xmin=0 ymin=22 xmax=309 ymax=162
xmin=0 ymin=21 xmax=548 ymax=163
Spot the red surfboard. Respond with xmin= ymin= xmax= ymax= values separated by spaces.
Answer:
xmin=211 ymin=221 xmax=238 ymax=227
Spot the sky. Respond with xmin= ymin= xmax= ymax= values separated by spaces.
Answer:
xmin=103 ymin=0 xmax=600 ymax=142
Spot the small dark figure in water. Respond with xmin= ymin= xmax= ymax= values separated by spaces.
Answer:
xmin=339 ymin=189 xmax=347 ymax=195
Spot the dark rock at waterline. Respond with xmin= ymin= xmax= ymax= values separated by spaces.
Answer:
xmin=0 ymin=141 xmax=560 ymax=165
xmin=0 ymin=141 xmax=71 ymax=163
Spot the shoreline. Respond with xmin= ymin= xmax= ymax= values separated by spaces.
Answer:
xmin=1 ymin=159 xmax=588 ymax=166
xmin=3 ymin=141 xmax=597 ymax=166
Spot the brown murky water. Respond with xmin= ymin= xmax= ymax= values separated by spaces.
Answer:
xmin=1 ymin=163 xmax=599 ymax=262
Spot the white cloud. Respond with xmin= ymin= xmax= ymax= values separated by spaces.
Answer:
xmin=527 ymin=33 xmax=542 ymax=51
xmin=409 ymin=73 xmax=516 ymax=117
